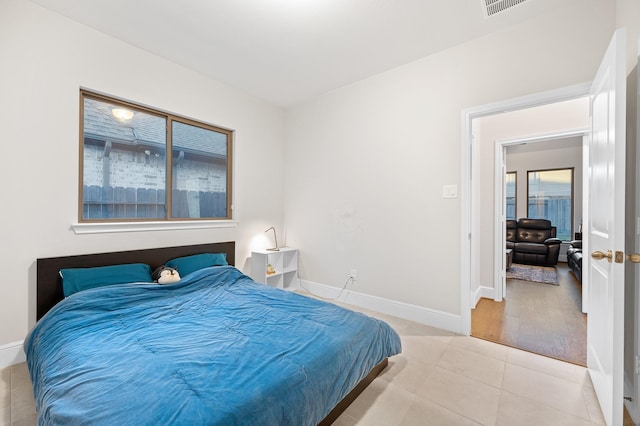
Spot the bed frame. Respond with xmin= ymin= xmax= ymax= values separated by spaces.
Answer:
xmin=35 ymin=241 xmax=386 ymax=425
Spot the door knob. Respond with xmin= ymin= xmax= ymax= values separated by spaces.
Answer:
xmin=627 ymin=253 xmax=640 ymax=263
xmin=592 ymin=250 xmax=613 ymax=262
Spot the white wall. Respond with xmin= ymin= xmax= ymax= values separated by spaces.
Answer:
xmin=0 ymin=0 xmax=285 ymax=349
xmin=284 ymin=0 xmax=614 ymax=329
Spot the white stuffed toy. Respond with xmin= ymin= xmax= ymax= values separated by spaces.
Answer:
xmin=152 ymin=266 xmax=181 ymax=285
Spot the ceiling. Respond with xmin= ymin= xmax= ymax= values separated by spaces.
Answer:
xmin=30 ymin=0 xmax=577 ymax=108
xmin=506 ymin=136 xmax=584 ymax=154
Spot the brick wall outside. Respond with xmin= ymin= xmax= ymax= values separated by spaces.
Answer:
xmin=83 ymin=144 xmax=227 ymax=192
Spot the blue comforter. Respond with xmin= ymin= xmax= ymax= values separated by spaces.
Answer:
xmin=25 ymin=266 xmax=401 ymax=425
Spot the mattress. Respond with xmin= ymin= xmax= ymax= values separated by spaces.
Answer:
xmin=25 ymin=265 xmax=401 ymax=425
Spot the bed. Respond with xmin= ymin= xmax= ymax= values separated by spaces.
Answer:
xmin=26 ymin=242 xmax=401 ymax=425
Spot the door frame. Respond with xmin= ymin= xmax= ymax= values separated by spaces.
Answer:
xmin=460 ymin=82 xmax=590 ymax=335
xmin=631 ymin=35 xmax=640 ymax=425
xmin=492 ymin=130 xmax=588 ymax=303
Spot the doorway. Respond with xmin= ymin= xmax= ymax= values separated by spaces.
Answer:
xmin=469 ymin=102 xmax=590 ymax=365
xmin=460 ymin=85 xmax=591 ymax=335
xmin=492 ymin=128 xmax=588 ymax=303
xmin=474 ymin=128 xmax=589 ymax=365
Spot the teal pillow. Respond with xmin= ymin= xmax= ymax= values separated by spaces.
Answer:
xmin=165 ymin=253 xmax=228 ymax=276
xmin=60 ymin=263 xmax=153 ymax=297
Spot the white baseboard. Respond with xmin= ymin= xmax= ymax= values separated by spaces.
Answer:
xmin=473 ymin=286 xmax=495 ymax=307
xmin=0 ymin=341 xmax=25 ymax=369
xmin=293 ymin=279 xmax=464 ymax=334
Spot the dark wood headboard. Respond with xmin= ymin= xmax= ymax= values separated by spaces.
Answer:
xmin=36 ymin=241 xmax=235 ymax=320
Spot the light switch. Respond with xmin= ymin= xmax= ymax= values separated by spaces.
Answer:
xmin=442 ymin=184 xmax=458 ymax=199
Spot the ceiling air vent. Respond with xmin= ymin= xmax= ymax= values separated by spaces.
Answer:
xmin=482 ymin=0 xmax=529 ymax=18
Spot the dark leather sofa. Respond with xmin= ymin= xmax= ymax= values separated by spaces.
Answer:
xmin=567 ymin=240 xmax=582 ymax=281
xmin=506 ymin=218 xmax=562 ymax=266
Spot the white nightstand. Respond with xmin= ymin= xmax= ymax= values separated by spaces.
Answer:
xmin=250 ymin=247 xmax=298 ymax=289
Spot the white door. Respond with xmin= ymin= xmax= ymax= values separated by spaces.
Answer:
xmin=587 ymin=28 xmax=626 ymax=426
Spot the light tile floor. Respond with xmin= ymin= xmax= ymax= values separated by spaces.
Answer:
xmin=0 ymin=303 xmax=606 ymax=426
xmin=331 ymin=304 xmax=605 ymax=426
xmin=1 ymin=361 xmax=36 ymax=426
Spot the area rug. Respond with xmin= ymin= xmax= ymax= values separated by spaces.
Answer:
xmin=506 ymin=263 xmax=559 ymax=285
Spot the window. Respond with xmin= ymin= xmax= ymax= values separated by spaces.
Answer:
xmin=505 ymin=171 xmax=516 ymax=220
xmin=80 ymin=91 xmax=232 ymax=222
xmin=527 ymin=168 xmax=573 ymax=241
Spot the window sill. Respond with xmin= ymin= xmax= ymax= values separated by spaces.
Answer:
xmin=71 ymin=220 xmax=239 ymax=235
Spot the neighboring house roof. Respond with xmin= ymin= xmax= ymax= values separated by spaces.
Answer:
xmin=83 ymin=98 xmax=228 ymax=157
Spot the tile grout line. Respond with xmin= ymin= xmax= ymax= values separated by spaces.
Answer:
xmin=446 ymin=339 xmax=596 ymax=423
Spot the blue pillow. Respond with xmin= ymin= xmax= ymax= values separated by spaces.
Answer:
xmin=165 ymin=253 xmax=228 ymax=276
xmin=60 ymin=263 xmax=153 ymax=297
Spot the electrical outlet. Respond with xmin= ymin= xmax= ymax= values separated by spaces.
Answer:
xmin=350 ymin=269 xmax=357 ymax=281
